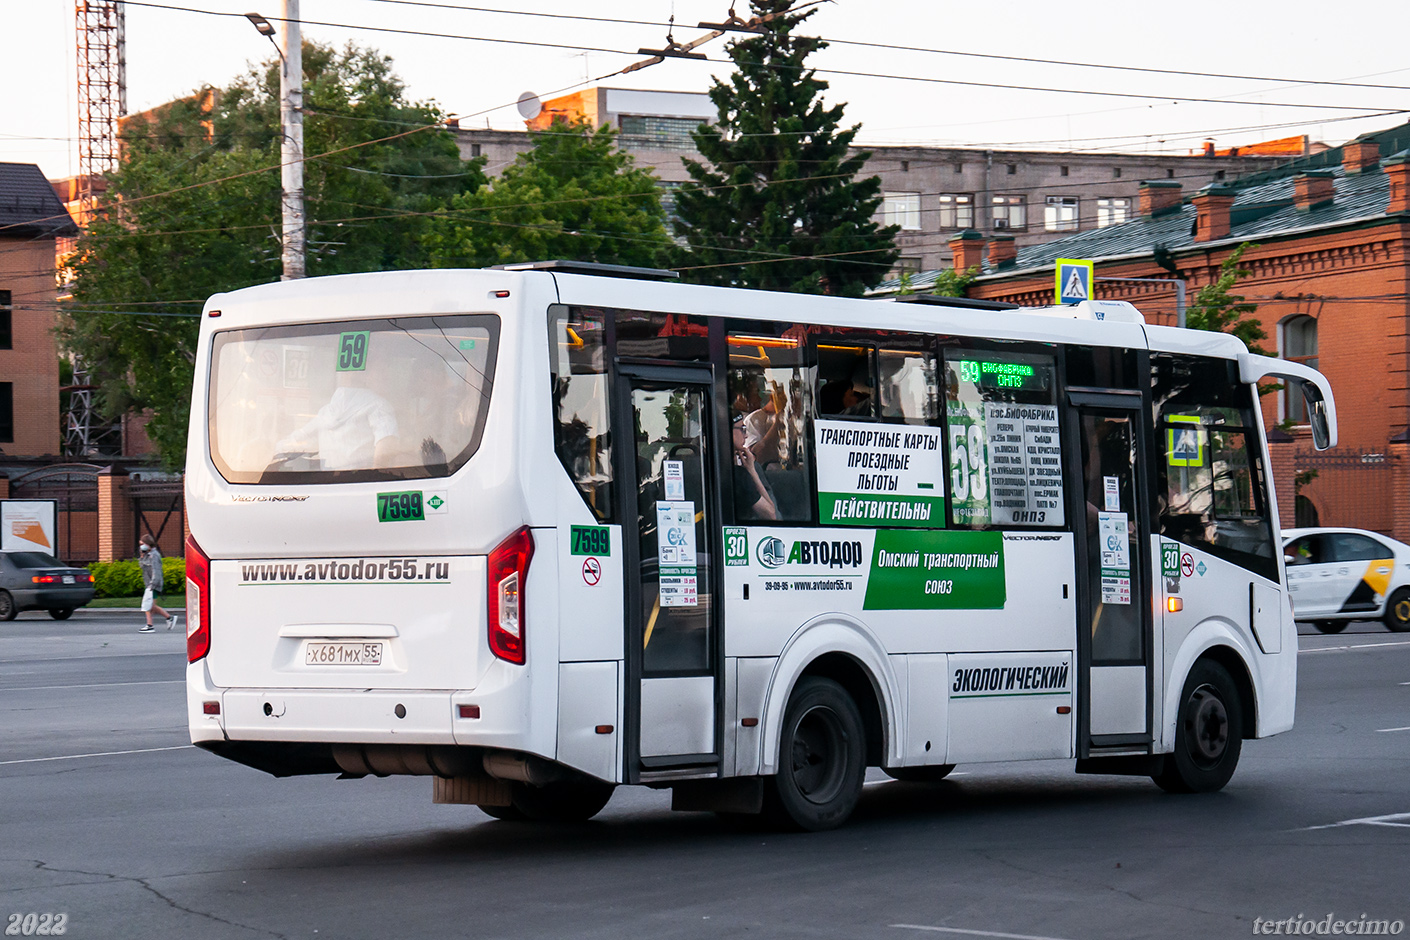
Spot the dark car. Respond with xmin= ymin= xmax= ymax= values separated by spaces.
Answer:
xmin=0 ymin=551 xmax=96 ymax=620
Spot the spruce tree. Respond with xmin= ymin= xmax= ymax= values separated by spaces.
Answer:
xmin=673 ymin=0 xmax=898 ymax=295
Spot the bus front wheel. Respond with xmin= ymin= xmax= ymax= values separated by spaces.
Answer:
xmin=766 ymin=677 xmax=866 ymax=831
xmin=1153 ymin=659 xmax=1243 ymax=794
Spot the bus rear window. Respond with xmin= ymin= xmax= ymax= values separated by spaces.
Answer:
xmin=209 ymin=314 xmax=498 ymax=485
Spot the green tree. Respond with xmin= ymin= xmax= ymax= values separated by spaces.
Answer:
xmin=425 ymin=120 xmax=673 ymax=269
xmin=61 ymin=41 xmax=481 ymax=468
xmin=1186 ymin=242 xmax=1268 ymax=355
xmin=672 ymin=0 xmax=898 ymax=295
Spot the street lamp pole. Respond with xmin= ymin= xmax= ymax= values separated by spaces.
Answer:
xmin=278 ymin=0 xmax=305 ymax=280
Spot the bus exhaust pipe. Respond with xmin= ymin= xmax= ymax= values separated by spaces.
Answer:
xmin=332 ymin=744 xmax=481 ymax=778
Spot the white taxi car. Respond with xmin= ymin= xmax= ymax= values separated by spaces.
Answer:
xmin=1282 ymin=527 xmax=1410 ymax=633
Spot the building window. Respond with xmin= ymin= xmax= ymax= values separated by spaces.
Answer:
xmin=891 ymin=257 xmax=923 ymax=278
xmin=618 ymin=115 xmax=701 ymax=152
xmin=882 ymin=191 xmax=922 ymax=230
xmin=1097 ymin=197 xmax=1130 ymax=227
xmin=469 ymin=143 xmax=482 ymax=157
xmin=1006 ymin=164 xmax=1017 ymax=175
xmin=1113 ymin=167 xmax=1122 ymax=179
xmin=953 ymin=162 xmax=963 ymax=174
xmin=1215 ymin=170 xmax=1227 ymax=181
xmin=900 ymin=160 xmax=909 ymax=173
xmin=1060 ymin=165 xmax=1069 ymax=177
xmin=0 ymin=382 xmax=12 ymax=443
xmin=1167 ymin=168 xmax=1175 ymax=179
xmin=0 ymin=290 xmax=11 ymax=350
xmin=992 ymin=195 xmax=1026 ymax=230
xmin=937 ymin=193 xmax=973 ymax=229
xmin=1282 ymin=315 xmax=1318 ymax=423
xmin=1044 ymin=196 xmax=1079 ymax=231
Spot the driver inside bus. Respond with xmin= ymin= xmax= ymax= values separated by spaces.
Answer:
xmin=276 ymin=369 xmax=399 ymax=471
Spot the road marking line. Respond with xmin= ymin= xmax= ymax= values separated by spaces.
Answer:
xmin=1375 ymin=726 xmax=1410 ymax=733
xmin=1302 ymin=812 xmax=1410 ymax=831
xmin=0 ymin=679 xmax=185 ymax=693
xmin=892 ymin=925 xmax=1075 ymax=940
xmin=1299 ymin=640 xmax=1410 ymax=654
xmin=0 ymin=745 xmax=194 ymax=766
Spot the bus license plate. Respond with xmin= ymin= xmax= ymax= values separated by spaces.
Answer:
xmin=305 ymin=642 xmax=383 ymax=666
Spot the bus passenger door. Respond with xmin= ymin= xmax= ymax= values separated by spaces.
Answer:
xmin=1069 ymin=392 xmax=1154 ymax=753
xmin=614 ymin=365 xmax=722 ymax=781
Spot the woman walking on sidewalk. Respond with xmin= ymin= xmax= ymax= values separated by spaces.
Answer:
xmin=138 ymin=535 xmax=178 ymax=633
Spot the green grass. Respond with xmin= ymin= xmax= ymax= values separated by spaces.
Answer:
xmin=85 ymin=595 xmax=185 ymax=609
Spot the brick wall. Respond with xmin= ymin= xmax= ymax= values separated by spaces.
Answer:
xmin=967 ymin=216 xmax=1410 ymax=531
xmin=0 ymin=239 xmax=62 ymax=457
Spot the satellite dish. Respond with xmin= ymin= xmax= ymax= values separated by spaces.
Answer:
xmin=516 ymin=91 xmax=543 ymax=121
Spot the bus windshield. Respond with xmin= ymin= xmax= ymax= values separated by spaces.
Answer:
xmin=208 ymin=314 xmax=498 ymax=485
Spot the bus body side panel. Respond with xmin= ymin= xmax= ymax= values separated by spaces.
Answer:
xmin=725 ymin=530 xmax=1076 ymax=769
xmin=756 ymin=617 xmax=902 ymax=776
xmin=1157 ymin=540 xmax=1286 ymax=749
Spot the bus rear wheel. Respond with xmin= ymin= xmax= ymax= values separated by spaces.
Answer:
xmin=508 ymin=780 xmax=615 ymax=822
xmin=766 ymin=677 xmax=866 ymax=831
xmin=883 ymin=764 xmax=955 ymax=783
xmin=1154 ymin=659 xmax=1243 ymax=794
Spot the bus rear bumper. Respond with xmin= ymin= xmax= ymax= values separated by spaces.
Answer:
xmin=187 ymin=659 xmax=540 ymax=751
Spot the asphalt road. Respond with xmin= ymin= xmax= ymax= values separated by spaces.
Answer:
xmin=2 ymin=610 xmax=1408 ymax=940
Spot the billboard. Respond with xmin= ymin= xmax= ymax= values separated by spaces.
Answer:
xmin=1 ymin=500 xmax=59 ymax=554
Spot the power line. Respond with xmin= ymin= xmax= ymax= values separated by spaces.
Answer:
xmin=353 ymin=0 xmax=1410 ymax=94
xmin=119 ymin=1 xmax=1400 ymax=114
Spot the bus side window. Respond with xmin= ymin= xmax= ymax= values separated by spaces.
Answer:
xmin=815 ymin=342 xmax=875 ymax=419
xmin=727 ymin=329 xmax=815 ymax=522
xmin=1153 ymin=353 xmax=1277 ymax=581
xmin=550 ymin=306 xmax=613 ymax=521
xmin=878 ymin=347 xmax=938 ymax=424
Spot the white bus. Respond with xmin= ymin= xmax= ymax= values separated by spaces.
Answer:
xmin=184 ymin=261 xmax=1336 ymax=830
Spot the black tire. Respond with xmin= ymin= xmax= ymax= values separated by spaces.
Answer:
xmin=0 ymin=591 xmax=15 ymax=622
xmin=1383 ymin=588 xmax=1410 ymax=632
xmin=477 ymin=801 xmax=528 ymax=821
xmin=766 ymin=676 xmax=867 ymax=831
xmin=883 ymin=764 xmax=956 ymax=783
xmin=1313 ymin=620 xmax=1347 ymax=634
xmin=48 ymin=608 xmax=74 ymax=621
xmin=509 ymin=780 xmax=615 ymax=822
xmin=1153 ymin=659 xmax=1243 ymax=794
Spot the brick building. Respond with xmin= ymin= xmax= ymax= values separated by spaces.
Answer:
xmin=0 ymin=163 xmax=78 ymax=465
xmin=885 ymin=123 xmax=1410 ymax=540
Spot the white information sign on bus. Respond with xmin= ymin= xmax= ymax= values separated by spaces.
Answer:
xmin=656 ymin=501 xmax=698 ymax=607
xmin=0 ymin=500 xmax=59 ymax=553
xmin=813 ymin=419 xmax=945 ymax=528
xmin=983 ymin=403 xmax=1065 ymax=526
xmin=1098 ymin=510 xmax=1131 ymax=605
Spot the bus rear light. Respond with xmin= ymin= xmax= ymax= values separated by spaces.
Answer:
xmin=203 ymin=701 xmax=221 ymax=715
xmin=487 ymin=526 xmax=534 ymax=665
xmin=186 ymin=534 xmax=212 ymax=663
xmin=458 ymin=704 xmax=481 ymax=719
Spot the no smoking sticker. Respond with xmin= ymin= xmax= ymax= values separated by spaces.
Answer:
xmin=581 ymin=557 xmax=602 ymax=586
xmin=1181 ymin=553 xmax=1195 ymax=577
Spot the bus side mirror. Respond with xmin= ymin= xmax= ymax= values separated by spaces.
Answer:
xmin=1300 ymin=381 xmax=1331 ymax=451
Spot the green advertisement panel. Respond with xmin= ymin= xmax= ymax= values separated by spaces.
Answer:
xmin=863 ymin=530 xmax=1006 ymax=610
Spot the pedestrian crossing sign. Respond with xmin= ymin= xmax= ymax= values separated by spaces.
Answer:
xmin=1055 ymin=259 xmax=1094 ymax=304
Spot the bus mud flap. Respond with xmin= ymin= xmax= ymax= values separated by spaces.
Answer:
xmin=671 ymin=778 xmax=765 ymax=814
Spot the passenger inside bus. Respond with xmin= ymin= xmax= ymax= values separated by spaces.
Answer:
xmin=732 ymin=412 xmax=778 ymax=521
xmin=275 ymin=370 xmax=399 ymax=471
